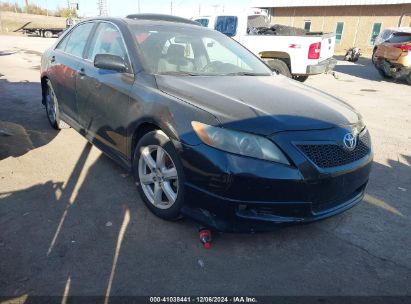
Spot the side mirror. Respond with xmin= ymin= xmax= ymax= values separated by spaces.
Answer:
xmin=94 ymin=54 xmax=127 ymax=72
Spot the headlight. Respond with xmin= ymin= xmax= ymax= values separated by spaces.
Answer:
xmin=192 ymin=121 xmax=290 ymax=165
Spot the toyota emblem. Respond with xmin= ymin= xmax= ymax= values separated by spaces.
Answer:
xmin=343 ymin=133 xmax=357 ymax=151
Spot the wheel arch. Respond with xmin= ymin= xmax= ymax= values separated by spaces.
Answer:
xmin=259 ymin=51 xmax=291 ymax=67
xmin=130 ymin=121 xmax=161 ymax=160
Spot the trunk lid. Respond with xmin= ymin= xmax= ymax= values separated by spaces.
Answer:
xmin=320 ymin=33 xmax=336 ymax=61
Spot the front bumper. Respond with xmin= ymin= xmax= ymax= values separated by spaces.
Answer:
xmin=182 ymin=182 xmax=366 ymax=232
xmin=306 ymin=57 xmax=337 ymax=75
xmin=177 ymin=127 xmax=373 ymax=232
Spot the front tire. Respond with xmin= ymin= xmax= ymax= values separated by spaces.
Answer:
xmin=406 ymin=72 xmax=411 ymax=85
xmin=373 ymin=59 xmax=392 ymax=79
xmin=376 ymin=66 xmax=392 ymax=79
xmin=293 ymin=75 xmax=309 ymax=82
xmin=371 ymin=48 xmax=377 ymax=64
xmin=265 ymin=59 xmax=292 ymax=78
xmin=133 ymin=130 xmax=185 ymax=220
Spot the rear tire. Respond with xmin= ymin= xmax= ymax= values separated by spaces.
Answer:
xmin=265 ymin=59 xmax=292 ymax=78
xmin=44 ymin=31 xmax=53 ymax=38
xmin=44 ymin=80 xmax=69 ymax=130
xmin=133 ymin=130 xmax=185 ymax=220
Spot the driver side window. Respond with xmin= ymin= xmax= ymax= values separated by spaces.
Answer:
xmin=87 ymin=22 xmax=128 ymax=63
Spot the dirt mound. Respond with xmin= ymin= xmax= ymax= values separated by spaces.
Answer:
xmin=0 ymin=11 xmax=66 ymax=32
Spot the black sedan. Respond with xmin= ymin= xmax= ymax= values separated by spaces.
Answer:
xmin=40 ymin=15 xmax=372 ymax=232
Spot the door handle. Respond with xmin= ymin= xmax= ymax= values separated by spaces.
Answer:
xmin=78 ymin=68 xmax=86 ymax=76
xmin=50 ymin=56 xmax=55 ymax=63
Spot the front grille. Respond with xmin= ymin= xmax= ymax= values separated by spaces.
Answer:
xmin=312 ymin=183 xmax=367 ymax=213
xmin=297 ymin=130 xmax=371 ymax=168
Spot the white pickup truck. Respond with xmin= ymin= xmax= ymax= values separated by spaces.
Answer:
xmin=193 ymin=13 xmax=337 ymax=81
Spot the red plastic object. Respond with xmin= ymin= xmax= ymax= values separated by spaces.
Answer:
xmin=393 ymin=44 xmax=411 ymax=52
xmin=199 ymin=229 xmax=212 ymax=249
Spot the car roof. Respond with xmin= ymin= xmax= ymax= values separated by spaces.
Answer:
xmin=82 ymin=15 xmax=203 ymax=29
xmin=383 ymin=27 xmax=411 ymax=33
xmin=126 ymin=13 xmax=201 ymax=25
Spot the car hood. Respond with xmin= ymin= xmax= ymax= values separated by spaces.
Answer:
xmin=156 ymin=74 xmax=359 ymax=135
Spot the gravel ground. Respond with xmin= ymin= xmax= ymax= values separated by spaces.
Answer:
xmin=0 ymin=35 xmax=410 ymax=300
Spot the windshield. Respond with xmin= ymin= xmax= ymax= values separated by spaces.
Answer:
xmin=130 ymin=24 xmax=272 ymax=76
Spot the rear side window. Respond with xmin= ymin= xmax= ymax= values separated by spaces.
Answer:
xmin=64 ymin=22 xmax=94 ymax=58
xmin=215 ymin=16 xmax=238 ymax=37
xmin=195 ymin=19 xmax=209 ymax=27
xmin=387 ymin=32 xmax=411 ymax=43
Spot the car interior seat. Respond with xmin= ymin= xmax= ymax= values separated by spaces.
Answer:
xmin=158 ymin=44 xmax=194 ymax=73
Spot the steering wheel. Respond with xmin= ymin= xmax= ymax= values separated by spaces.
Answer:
xmin=200 ymin=60 xmax=224 ymax=73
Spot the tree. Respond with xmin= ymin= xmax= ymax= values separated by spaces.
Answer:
xmin=55 ymin=7 xmax=78 ymax=18
xmin=0 ymin=2 xmax=23 ymax=13
xmin=25 ymin=4 xmax=48 ymax=15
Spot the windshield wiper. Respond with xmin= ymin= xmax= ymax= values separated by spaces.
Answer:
xmin=224 ymin=72 xmax=269 ymax=76
xmin=159 ymin=71 xmax=201 ymax=76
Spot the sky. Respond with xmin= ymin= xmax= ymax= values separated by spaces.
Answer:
xmin=5 ymin=0 xmax=251 ymax=17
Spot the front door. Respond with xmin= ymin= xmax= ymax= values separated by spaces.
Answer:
xmin=76 ymin=22 xmax=134 ymax=157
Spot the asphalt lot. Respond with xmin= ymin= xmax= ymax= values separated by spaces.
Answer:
xmin=0 ymin=35 xmax=410 ymax=299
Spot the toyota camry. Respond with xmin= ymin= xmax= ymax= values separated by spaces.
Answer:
xmin=40 ymin=15 xmax=373 ymax=232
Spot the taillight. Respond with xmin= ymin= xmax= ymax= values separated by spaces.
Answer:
xmin=393 ymin=44 xmax=411 ymax=52
xmin=308 ymin=42 xmax=321 ymax=59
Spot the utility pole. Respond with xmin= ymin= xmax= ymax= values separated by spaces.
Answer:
xmin=138 ymin=0 xmax=140 ymax=13
xmin=198 ymin=3 xmax=201 ymax=15
xmin=170 ymin=0 xmax=173 ymax=15
xmin=97 ymin=0 xmax=109 ymax=16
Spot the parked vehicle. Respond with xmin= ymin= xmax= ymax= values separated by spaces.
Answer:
xmin=40 ymin=15 xmax=372 ymax=232
xmin=373 ymin=31 xmax=411 ymax=84
xmin=21 ymin=17 xmax=80 ymax=38
xmin=372 ymin=27 xmax=411 ymax=63
xmin=344 ymin=47 xmax=361 ymax=62
xmin=192 ymin=13 xmax=337 ymax=82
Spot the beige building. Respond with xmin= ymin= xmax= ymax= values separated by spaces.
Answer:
xmin=251 ymin=0 xmax=411 ymax=54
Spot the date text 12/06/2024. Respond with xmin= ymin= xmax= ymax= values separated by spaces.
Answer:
xmin=150 ymin=297 xmax=258 ymax=303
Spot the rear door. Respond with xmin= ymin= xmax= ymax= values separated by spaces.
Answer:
xmin=47 ymin=22 xmax=95 ymax=124
xmin=76 ymin=21 xmax=134 ymax=156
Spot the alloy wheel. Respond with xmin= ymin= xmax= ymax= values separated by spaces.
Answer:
xmin=138 ymin=145 xmax=179 ymax=209
xmin=46 ymin=85 xmax=57 ymax=124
